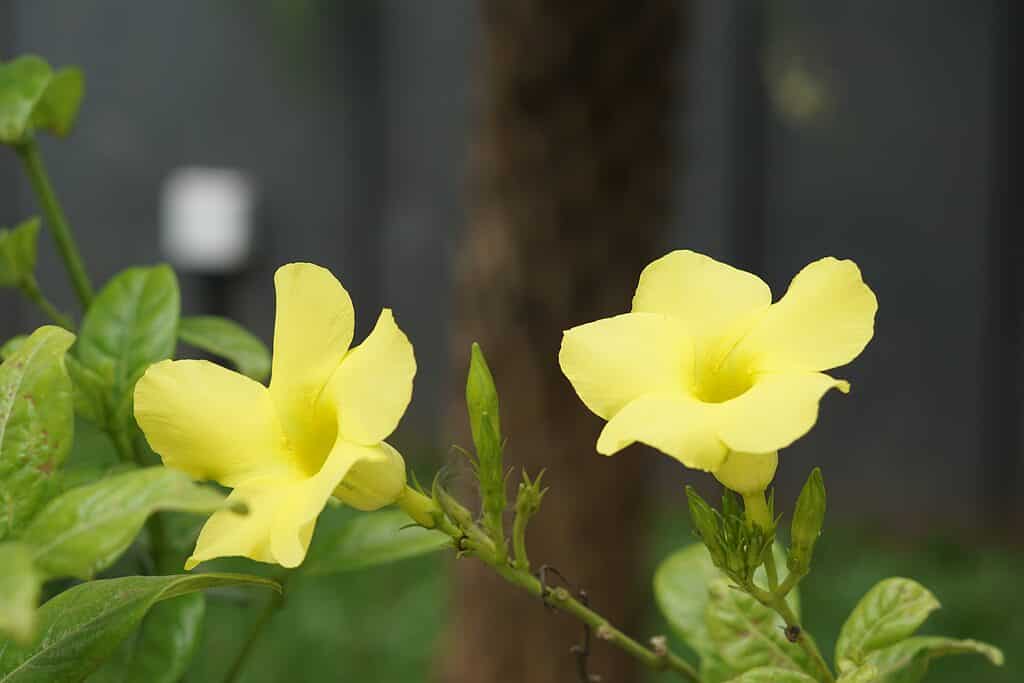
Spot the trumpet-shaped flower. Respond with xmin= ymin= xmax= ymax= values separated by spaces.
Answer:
xmin=134 ymin=263 xmax=415 ymax=569
xmin=559 ymin=251 xmax=876 ymax=495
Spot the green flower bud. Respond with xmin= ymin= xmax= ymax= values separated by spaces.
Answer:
xmin=686 ymin=486 xmax=726 ymax=567
xmin=788 ymin=467 xmax=826 ymax=576
xmin=332 ymin=442 xmax=406 ymax=511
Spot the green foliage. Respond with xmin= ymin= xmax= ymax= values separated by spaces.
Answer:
xmin=0 ymin=573 xmax=278 ymax=682
xmin=684 ymin=486 xmax=777 ymax=587
xmin=0 ymin=337 xmax=27 ymax=362
xmin=0 ymin=56 xmax=83 ymax=145
xmin=835 ymin=577 xmax=1002 ymax=681
xmin=177 ymin=315 xmax=271 ymax=382
xmin=836 ymin=664 xmax=879 ymax=682
xmin=788 ymin=468 xmax=825 ymax=577
xmin=0 ymin=543 xmax=40 ymax=644
xmin=863 ymin=636 xmax=1003 ymax=683
xmin=0 ymin=219 xmax=40 ymax=287
xmin=835 ymin=578 xmax=940 ymax=666
xmin=87 ymin=593 xmax=205 ymax=683
xmin=0 ymin=326 xmax=76 ymax=541
xmin=725 ymin=668 xmax=816 ymax=682
xmin=303 ymin=509 xmax=449 ymax=575
xmin=705 ymin=578 xmax=810 ymax=680
xmin=73 ymin=266 xmax=180 ymax=431
xmin=23 ymin=467 xmax=227 ymax=581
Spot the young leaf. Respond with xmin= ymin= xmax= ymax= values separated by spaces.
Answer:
xmin=864 ymin=636 xmax=1003 ymax=683
xmin=705 ymin=578 xmax=811 ymax=678
xmin=653 ymin=543 xmax=722 ymax=658
xmin=836 ymin=664 xmax=879 ymax=682
xmin=0 ymin=543 xmax=40 ymax=645
xmin=177 ymin=315 xmax=271 ymax=382
xmin=23 ymin=467 xmax=227 ymax=580
xmin=74 ymin=266 xmax=180 ymax=430
xmin=0 ymin=337 xmax=27 ymax=363
xmin=303 ymin=509 xmax=450 ymax=575
xmin=723 ymin=667 xmax=816 ymax=682
xmin=835 ymin=578 xmax=940 ymax=667
xmin=86 ymin=593 xmax=205 ymax=683
xmin=0 ymin=56 xmax=52 ymax=144
xmin=0 ymin=219 xmax=40 ymax=287
xmin=0 ymin=326 xmax=76 ymax=541
xmin=29 ymin=68 xmax=83 ymax=138
xmin=0 ymin=573 xmax=278 ymax=682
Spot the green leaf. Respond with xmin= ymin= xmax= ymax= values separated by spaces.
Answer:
xmin=724 ymin=667 xmax=816 ymax=682
xmin=836 ymin=664 xmax=879 ymax=682
xmin=0 ymin=326 xmax=76 ymax=540
xmin=705 ymin=578 xmax=811 ymax=677
xmin=653 ymin=543 xmax=722 ymax=657
xmin=29 ymin=68 xmax=83 ymax=138
xmin=0 ymin=338 xmax=27 ymax=362
xmin=0 ymin=573 xmax=278 ymax=682
xmin=835 ymin=578 xmax=940 ymax=667
xmin=177 ymin=315 xmax=270 ymax=382
xmin=23 ymin=467 xmax=227 ymax=580
xmin=304 ymin=509 xmax=450 ymax=575
xmin=0 ymin=219 xmax=40 ymax=287
xmin=0 ymin=543 xmax=40 ymax=645
xmin=0 ymin=57 xmax=51 ymax=144
xmin=86 ymin=593 xmax=205 ymax=683
xmin=654 ymin=542 xmax=798 ymax=663
xmin=74 ymin=266 xmax=180 ymax=430
xmin=864 ymin=636 xmax=1003 ymax=683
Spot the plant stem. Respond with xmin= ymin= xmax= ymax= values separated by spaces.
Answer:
xmin=748 ymin=584 xmax=835 ymax=683
xmin=742 ymin=491 xmax=772 ymax=530
xmin=763 ymin=545 xmax=780 ymax=592
xmin=397 ymin=492 xmax=701 ymax=681
xmin=512 ymin=504 xmax=531 ymax=570
xmin=18 ymin=275 xmax=74 ymax=330
xmin=15 ymin=139 xmax=94 ymax=307
xmin=223 ymin=572 xmax=290 ymax=683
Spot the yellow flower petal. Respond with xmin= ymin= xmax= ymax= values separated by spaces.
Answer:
xmin=332 ymin=441 xmax=406 ymax=511
xmin=319 ymin=309 xmax=416 ymax=446
xmin=717 ymin=372 xmax=849 ymax=453
xmin=737 ymin=257 xmax=877 ymax=373
xmin=559 ymin=313 xmax=692 ymax=420
xmin=185 ymin=439 xmax=374 ymax=569
xmin=596 ymin=392 xmax=728 ymax=471
xmin=713 ymin=450 xmax=778 ymax=494
xmin=134 ymin=360 xmax=297 ymax=487
xmin=632 ymin=250 xmax=771 ymax=352
xmin=269 ymin=263 xmax=355 ymax=455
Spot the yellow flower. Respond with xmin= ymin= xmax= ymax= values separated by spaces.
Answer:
xmin=134 ymin=263 xmax=416 ymax=569
xmin=559 ymin=250 xmax=876 ymax=495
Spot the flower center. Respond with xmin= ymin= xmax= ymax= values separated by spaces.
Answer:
xmin=693 ymin=356 xmax=754 ymax=403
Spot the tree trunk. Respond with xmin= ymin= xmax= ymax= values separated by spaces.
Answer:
xmin=442 ymin=1 xmax=684 ymax=681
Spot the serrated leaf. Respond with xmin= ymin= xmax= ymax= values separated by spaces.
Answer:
xmin=303 ymin=509 xmax=450 ymax=575
xmin=724 ymin=667 xmax=816 ymax=682
xmin=0 ymin=219 xmax=40 ymax=287
xmin=0 ymin=326 xmax=76 ymax=540
xmin=178 ymin=315 xmax=270 ymax=382
xmin=835 ymin=578 xmax=940 ymax=667
xmin=705 ymin=578 xmax=811 ymax=677
xmin=23 ymin=467 xmax=227 ymax=580
xmin=0 ymin=573 xmax=277 ymax=682
xmin=86 ymin=593 xmax=204 ymax=683
xmin=864 ymin=636 xmax=1003 ymax=683
xmin=30 ymin=68 xmax=83 ymax=138
xmin=654 ymin=542 xmax=798 ymax=663
xmin=0 ymin=543 xmax=40 ymax=645
xmin=74 ymin=266 xmax=180 ymax=430
xmin=0 ymin=57 xmax=51 ymax=144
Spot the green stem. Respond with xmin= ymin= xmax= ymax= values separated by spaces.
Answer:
xmin=748 ymin=584 xmax=835 ymax=683
xmin=763 ymin=546 xmax=779 ymax=592
xmin=15 ymin=139 xmax=94 ymax=307
xmin=776 ymin=569 xmax=803 ymax=598
xmin=512 ymin=503 xmax=531 ymax=571
xmin=742 ymin=491 xmax=772 ymax=530
xmin=18 ymin=275 xmax=74 ymax=330
xmin=223 ymin=572 xmax=290 ymax=683
xmin=398 ymin=494 xmax=701 ymax=681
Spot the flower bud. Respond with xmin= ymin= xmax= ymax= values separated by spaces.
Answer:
xmin=333 ymin=442 xmax=406 ymax=511
xmin=788 ymin=467 xmax=826 ymax=576
xmin=712 ymin=450 xmax=778 ymax=495
xmin=685 ymin=486 xmax=726 ymax=567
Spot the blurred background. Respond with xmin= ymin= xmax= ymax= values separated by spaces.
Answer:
xmin=1 ymin=1 xmax=1019 ymax=681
